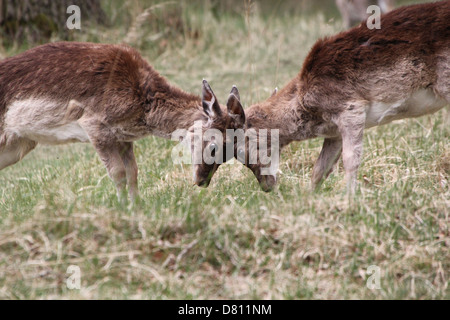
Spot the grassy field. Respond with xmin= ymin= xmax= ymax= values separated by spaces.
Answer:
xmin=0 ymin=0 xmax=448 ymax=299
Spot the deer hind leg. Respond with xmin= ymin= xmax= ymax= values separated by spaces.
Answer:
xmin=311 ymin=137 xmax=342 ymax=191
xmin=435 ymin=52 xmax=450 ymax=102
xmin=335 ymin=107 xmax=366 ymax=194
xmin=435 ymin=53 xmax=450 ymax=125
xmin=118 ymin=142 xmax=139 ymax=202
xmin=0 ymin=136 xmax=37 ymax=170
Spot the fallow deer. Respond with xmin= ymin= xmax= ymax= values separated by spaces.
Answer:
xmin=0 ymin=42 xmax=243 ymax=202
xmin=195 ymin=1 xmax=450 ymax=193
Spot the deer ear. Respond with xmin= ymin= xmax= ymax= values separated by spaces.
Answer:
xmin=271 ymin=87 xmax=278 ymax=97
xmin=202 ymin=79 xmax=222 ymax=118
xmin=227 ymin=85 xmax=245 ymax=127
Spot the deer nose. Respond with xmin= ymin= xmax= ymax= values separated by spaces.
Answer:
xmin=259 ymin=175 xmax=276 ymax=192
xmin=195 ymin=179 xmax=210 ymax=188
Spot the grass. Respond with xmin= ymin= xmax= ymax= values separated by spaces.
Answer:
xmin=0 ymin=0 xmax=448 ymax=299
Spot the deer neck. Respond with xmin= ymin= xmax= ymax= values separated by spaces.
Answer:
xmin=140 ymin=71 xmax=205 ymax=139
xmin=245 ymin=82 xmax=320 ymax=149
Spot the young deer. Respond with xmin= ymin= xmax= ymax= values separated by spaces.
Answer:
xmin=195 ymin=1 xmax=450 ymax=193
xmin=0 ymin=42 xmax=242 ymax=202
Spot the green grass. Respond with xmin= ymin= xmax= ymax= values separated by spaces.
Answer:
xmin=0 ymin=0 xmax=448 ymax=299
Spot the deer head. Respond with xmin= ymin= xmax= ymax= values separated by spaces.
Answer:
xmin=192 ymin=84 xmax=281 ymax=192
xmin=190 ymin=80 xmax=245 ymax=188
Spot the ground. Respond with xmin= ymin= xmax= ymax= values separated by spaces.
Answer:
xmin=0 ymin=0 xmax=448 ymax=299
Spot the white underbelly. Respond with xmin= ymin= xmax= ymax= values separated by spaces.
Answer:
xmin=365 ymin=89 xmax=447 ymax=128
xmin=4 ymin=98 xmax=90 ymax=144
xmin=20 ymin=122 xmax=90 ymax=144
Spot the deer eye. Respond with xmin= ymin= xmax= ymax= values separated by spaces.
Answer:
xmin=209 ymin=143 xmax=218 ymax=157
xmin=237 ymin=148 xmax=245 ymax=163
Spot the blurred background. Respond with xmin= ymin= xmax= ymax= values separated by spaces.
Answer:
xmin=0 ymin=1 xmax=434 ymax=47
